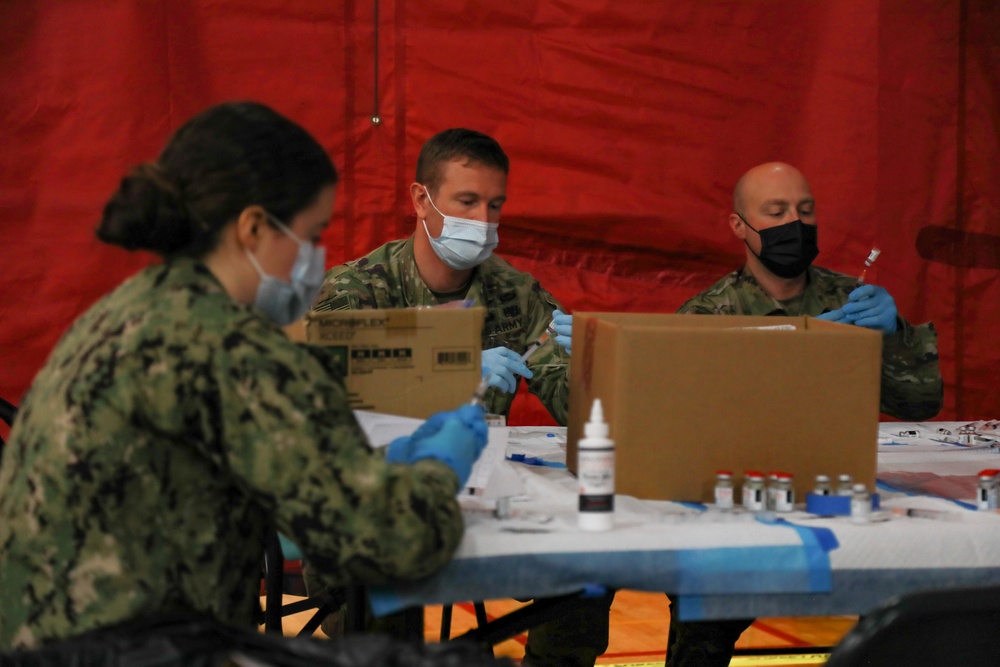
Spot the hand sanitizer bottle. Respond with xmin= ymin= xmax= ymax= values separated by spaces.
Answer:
xmin=578 ymin=399 xmax=615 ymax=531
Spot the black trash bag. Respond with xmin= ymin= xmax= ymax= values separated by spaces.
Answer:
xmin=0 ymin=612 xmax=514 ymax=667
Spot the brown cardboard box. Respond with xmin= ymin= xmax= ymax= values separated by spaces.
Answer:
xmin=298 ymin=307 xmax=485 ymax=419
xmin=567 ymin=313 xmax=882 ymax=503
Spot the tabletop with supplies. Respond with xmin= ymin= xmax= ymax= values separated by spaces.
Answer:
xmin=358 ymin=418 xmax=1000 ymax=622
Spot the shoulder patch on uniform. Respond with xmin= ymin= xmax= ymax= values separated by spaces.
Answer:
xmin=328 ymin=292 xmax=360 ymax=311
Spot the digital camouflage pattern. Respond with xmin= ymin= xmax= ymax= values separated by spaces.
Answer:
xmin=314 ymin=237 xmax=570 ymax=425
xmin=0 ymin=258 xmax=464 ymax=649
xmin=677 ymin=265 xmax=943 ymax=421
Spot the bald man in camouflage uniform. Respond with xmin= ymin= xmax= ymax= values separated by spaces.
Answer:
xmin=663 ymin=162 xmax=942 ymax=667
xmin=0 ymin=259 xmax=465 ymax=649
xmin=315 ymin=129 xmax=613 ymax=667
xmin=677 ymin=265 xmax=942 ymax=419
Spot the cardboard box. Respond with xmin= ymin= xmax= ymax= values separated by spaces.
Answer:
xmin=298 ymin=307 xmax=485 ymax=419
xmin=567 ymin=313 xmax=882 ymax=503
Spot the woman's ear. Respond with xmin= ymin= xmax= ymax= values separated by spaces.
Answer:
xmin=235 ymin=206 xmax=268 ymax=249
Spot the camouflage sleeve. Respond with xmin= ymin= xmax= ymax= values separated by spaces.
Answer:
xmin=313 ymin=265 xmax=378 ymax=312
xmin=208 ymin=321 xmax=463 ymax=586
xmin=522 ymin=283 xmax=570 ymax=426
xmin=877 ymin=318 xmax=944 ymax=421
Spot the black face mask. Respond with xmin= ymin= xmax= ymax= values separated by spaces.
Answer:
xmin=739 ymin=215 xmax=819 ymax=279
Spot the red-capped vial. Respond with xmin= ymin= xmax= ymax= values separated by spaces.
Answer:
xmin=744 ymin=472 xmax=766 ymax=512
xmin=766 ymin=472 xmax=780 ymax=510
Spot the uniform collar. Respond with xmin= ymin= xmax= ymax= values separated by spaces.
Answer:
xmin=735 ymin=266 xmax=824 ymax=317
xmin=400 ymin=236 xmax=486 ymax=308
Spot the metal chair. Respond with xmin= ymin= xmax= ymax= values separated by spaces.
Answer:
xmin=259 ymin=529 xmax=344 ymax=636
xmin=825 ymin=584 xmax=1000 ymax=667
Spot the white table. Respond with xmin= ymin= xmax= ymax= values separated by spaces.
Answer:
xmin=369 ymin=422 xmax=1000 ymax=621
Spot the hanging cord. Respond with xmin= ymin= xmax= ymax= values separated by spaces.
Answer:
xmin=371 ymin=0 xmax=381 ymax=126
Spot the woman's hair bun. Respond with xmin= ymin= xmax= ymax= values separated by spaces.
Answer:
xmin=96 ymin=162 xmax=195 ymax=255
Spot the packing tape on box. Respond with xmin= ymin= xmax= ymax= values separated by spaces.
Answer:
xmin=386 ymin=309 xmax=417 ymax=335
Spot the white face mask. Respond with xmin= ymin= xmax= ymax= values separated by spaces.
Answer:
xmin=244 ymin=213 xmax=326 ymax=326
xmin=421 ymin=186 xmax=499 ymax=270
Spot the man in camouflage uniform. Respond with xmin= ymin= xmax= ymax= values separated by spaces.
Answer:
xmin=315 ymin=128 xmax=614 ymax=667
xmin=0 ymin=258 xmax=470 ymax=649
xmin=315 ymin=128 xmax=571 ymax=426
xmin=664 ymin=161 xmax=943 ymax=667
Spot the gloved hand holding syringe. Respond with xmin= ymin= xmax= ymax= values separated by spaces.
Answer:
xmin=818 ymin=247 xmax=898 ymax=335
xmin=472 ymin=310 xmax=572 ymax=405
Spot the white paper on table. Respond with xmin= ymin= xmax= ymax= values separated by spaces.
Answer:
xmin=878 ymin=421 xmax=1000 ymax=451
xmin=464 ymin=428 xmax=525 ymax=498
xmin=352 ymin=410 xmax=423 ymax=448
xmin=352 ymin=411 xmax=525 ymax=498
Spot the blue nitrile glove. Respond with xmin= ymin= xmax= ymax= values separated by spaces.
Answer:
xmin=815 ymin=309 xmax=852 ymax=324
xmin=386 ymin=405 xmax=489 ymax=463
xmin=386 ymin=435 xmax=416 ymax=463
xmin=835 ymin=284 xmax=898 ymax=335
xmin=551 ymin=309 xmax=573 ymax=356
xmin=481 ymin=347 xmax=533 ymax=394
xmin=408 ymin=413 xmax=488 ymax=487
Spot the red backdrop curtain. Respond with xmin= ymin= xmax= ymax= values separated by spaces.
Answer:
xmin=1 ymin=1 xmax=997 ymax=428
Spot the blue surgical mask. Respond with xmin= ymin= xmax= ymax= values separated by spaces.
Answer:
xmin=421 ymin=186 xmax=499 ymax=270
xmin=245 ymin=214 xmax=326 ymax=326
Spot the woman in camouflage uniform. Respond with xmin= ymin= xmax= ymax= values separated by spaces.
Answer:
xmin=0 ymin=102 xmax=486 ymax=649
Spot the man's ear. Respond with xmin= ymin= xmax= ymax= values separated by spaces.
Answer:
xmin=235 ymin=206 xmax=268 ymax=249
xmin=729 ymin=212 xmax=747 ymax=240
xmin=410 ymin=182 xmax=431 ymax=221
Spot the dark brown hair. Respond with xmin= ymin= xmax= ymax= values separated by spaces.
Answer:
xmin=415 ymin=128 xmax=509 ymax=193
xmin=97 ymin=101 xmax=337 ymax=258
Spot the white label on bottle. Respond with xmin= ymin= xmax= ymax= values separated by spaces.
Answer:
xmin=715 ymin=487 xmax=734 ymax=509
xmin=578 ymin=449 xmax=615 ymax=496
xmin=774 ymin=489 xmax=794 ymax=512
xmin=747 ymin=488 xmax=765 ymax=511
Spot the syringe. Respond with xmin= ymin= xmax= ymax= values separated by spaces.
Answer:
xmin=856 ymin=247 xmax=881 ymax=286
xmin=470 ymin=320 xmax=558 ymax=407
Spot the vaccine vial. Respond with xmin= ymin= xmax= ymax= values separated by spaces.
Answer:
xmin=977 ymin=470 xmax=999 ymax=511
xmin=766 ymin=472 xmax=780 ymax=510
xmin=836 ymin=474 xmax=854 ymax=496
xmin=494 ymin=496 xmax=512 ymax=519
xmin=813 ymin=474 xmax=832 ymax=496
xmin=850 ymin=483 xmax=872 ymax=524
xmin=714 ymin=470 xmax=734 ymax=510
xmin=774 ymin=473 xmax=795 ymax=512
xmin=744 ymin=472 xmax=766 ymax=512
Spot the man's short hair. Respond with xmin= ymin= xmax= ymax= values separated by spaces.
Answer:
xmin=415 ymin=128 xmax=510 ymax=192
